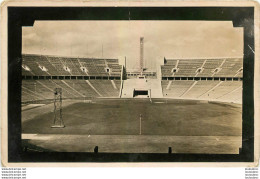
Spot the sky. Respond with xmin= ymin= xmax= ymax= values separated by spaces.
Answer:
xmin=22 ymin=21 xmax=243 ymax=70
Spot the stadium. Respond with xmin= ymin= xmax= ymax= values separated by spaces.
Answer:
xmin=21 ymin=22 xmax=243 ymax=154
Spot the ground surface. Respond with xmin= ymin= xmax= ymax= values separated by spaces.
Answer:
xmin=22 ymin=134 xmax=241 ymax=154
xmin=22 ymin=99 xmax=242 ymax=136
xmin=22 ymin=98 xmax=242 ymax=153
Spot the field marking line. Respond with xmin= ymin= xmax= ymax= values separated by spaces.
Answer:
xmin=139 ymin=114 xmax=142 ymax=135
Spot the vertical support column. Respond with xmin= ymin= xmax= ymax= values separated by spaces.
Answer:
xmin=51 ymin=88 xmax=65 ymax=128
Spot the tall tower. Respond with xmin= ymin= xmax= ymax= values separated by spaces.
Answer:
xmin=51 ymin=88 xmax=65 ymax=128
xmin=140 ymin=37 xmax=144 ymax=72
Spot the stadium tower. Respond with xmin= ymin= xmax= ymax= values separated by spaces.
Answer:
xmin=140 ymin=37 xmax=144 ymax=74
xmin=121 ymin=37 xmax=163 ymax=98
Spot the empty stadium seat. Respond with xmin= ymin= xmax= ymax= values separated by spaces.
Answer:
xmin=161 ymin=58 xmax=243 ymax=78
xmin=22 ymin=54 xmax=122 ymax=77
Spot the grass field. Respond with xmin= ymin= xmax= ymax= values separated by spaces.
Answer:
xmin=22 ymin=98 xmax=242 ymax=153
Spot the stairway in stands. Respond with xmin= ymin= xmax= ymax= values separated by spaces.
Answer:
xmin=121 ymin=78 xmax=163 ymax=98
xmin=148 ymin=79 xmax=163 ymax=98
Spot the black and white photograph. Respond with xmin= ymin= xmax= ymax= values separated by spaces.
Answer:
xmin=21 ymin=20 xmax=244 ymax=154
xmin=1 ymin=3 xmax=258 ymax=167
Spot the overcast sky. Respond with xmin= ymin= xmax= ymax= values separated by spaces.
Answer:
xmin=22 ymin=21 xmax=243 ymax=69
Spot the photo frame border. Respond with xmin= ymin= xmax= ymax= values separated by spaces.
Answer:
xmin=1 ymin=1 xmax=259 ymax=166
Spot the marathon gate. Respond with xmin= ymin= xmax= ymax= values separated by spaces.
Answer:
xmin=133 ymin=89 xmax=150 ymax=98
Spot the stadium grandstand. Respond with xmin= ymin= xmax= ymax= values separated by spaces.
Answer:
xmin=22 ymin=43 xmax=243 ymax=104
xmin=22 ymin=54 xmax=123 ymax=103
xmin=22 ymin=56 xmax=243 ymax=104
xmin=161 ymin=57 xmax=243 ymax=104
xmin=21 ymin=36 xmax=243 ymax=154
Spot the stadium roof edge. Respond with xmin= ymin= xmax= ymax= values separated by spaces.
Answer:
xmin=21 ymin=53 xmax=119 ymax=60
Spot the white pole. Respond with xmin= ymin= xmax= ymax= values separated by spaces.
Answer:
xmin=139 ymin=114 xmax=142 ymax=135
